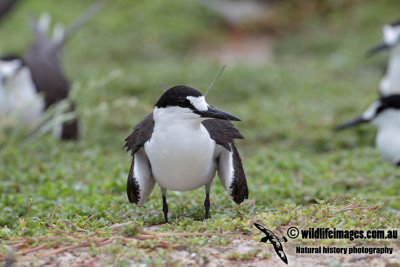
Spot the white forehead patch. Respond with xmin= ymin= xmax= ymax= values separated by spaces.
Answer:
xmin=0 ymin=60 xmax=22 ymax=77
xmin=362 ymin=101 xmax=381 ymax=120
xmin=383 ymin=25 xmax=400 ymax=45
xmin=187 ymin=96 xmax=208 ymax=111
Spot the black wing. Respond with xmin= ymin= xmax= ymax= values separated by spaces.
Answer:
xmin=203 ymin=119 xmax=248 ymax=204
xmin=124 ymin=112 xmax=154 ymax=155
xmin=202 ymin=119 xmax=243 ymax=151
xmin=124 ymin=113 xmax=155 ymax=206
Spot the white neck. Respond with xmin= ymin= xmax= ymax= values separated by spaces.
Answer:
xmin=382 ymin=47 xmax=400 ymax=95
xmin=153 ymin=107 xmax=204 ymax=130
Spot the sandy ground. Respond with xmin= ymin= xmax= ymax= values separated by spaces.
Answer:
xmin=9 ymin=235 xmax=399 ymax=267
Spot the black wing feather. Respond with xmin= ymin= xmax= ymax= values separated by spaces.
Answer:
xmin=230 ymin=143 xmax=248 ymax=203
xmin=124 ymin=113 xmax=154 ymax=205
xmin=127 ymin=158 xmax=140 ymax=203
xmin=203 ymin=119 xmax=248 ymax=203
xmin=202 ymin=119 xmax=243 ymax=151
xmin=124 ymin=113 xmax=154 ymax=155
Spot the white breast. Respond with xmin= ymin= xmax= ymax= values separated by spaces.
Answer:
xmin=144 ymin=107 xmax=217 ymax=191
xmin=0 ymin=67 xmax=45 ymax=127
xmin=373 ymin=110 xmax=400 ymax=164
xmin=382 ymin=49 xmax=400 ymax=96
xmin=375 ymin=128 xmax=400 ymax=164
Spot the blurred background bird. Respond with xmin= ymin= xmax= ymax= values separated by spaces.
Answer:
xmin=367 ymin=19 xmax=400 ymax=97
xmin=0 ymin=1 xmax=106 ymax=141
xmin=334 ymin=95 xmax=400 ymax=166
xmin=334 ymin=18 xmax=400 ymax=165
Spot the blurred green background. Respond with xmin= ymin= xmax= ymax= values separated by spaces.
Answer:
xmin=0 ymin=0 xmax=399 ymax=235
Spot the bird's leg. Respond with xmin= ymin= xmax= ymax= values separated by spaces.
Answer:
xmin=161 ymin=187 xmax=168 ymax=223
xmin=204 ymin=183 xmax=211 ymax=219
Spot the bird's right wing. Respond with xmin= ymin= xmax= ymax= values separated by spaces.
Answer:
xmin=127 ymin=148 xmax=155 ymax=206
xmin=202 ymin=119 xmax=248 ymax=204
xmin=125 ymin=113 xmax=155 ymax=206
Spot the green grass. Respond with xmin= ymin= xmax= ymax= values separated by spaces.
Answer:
xmin=0 ymin=0 xmax=399 ymax=265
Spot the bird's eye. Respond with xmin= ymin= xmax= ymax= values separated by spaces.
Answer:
xmin=178 ymin=99 xmax=190 ymax=107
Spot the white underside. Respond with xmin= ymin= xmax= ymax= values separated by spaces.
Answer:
xmin=144 ymin=107 xmax=218 ymax=191
xmin=373 ymin=110 xmax=400 ymax=164
xmin=134 ymin=149 xmax=155 ymax=206
xmin=0 ymin=67 xmax=45 ymax=128
xmin=0 ymin=66 xmax=64 ymax=139
xmin=376 ymin=129 xmax=400 ymax=164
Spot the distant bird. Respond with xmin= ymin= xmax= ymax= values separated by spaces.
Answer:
xmin=0 ymin=1 xmax=105 ymax=139
xmin=125 ymin=85 xmax=248 ymax=222
xmin=254 ymin=223 xmax=288 ymax=264
xmin=334 ymin=19 xmax=400 ymax=165
xmin=334 ymin=95 xmax=400 ymax=166
xmin=367 ymin=19 xmax=400 ymax=97
xmin=0 ymin=0 xmax=20 ymax=21
xmin=202 ymin=0 xmax=272 ymax=27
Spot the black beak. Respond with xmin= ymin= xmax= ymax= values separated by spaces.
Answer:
xmin=333 ymin=116 xmax=369 ymax=131
xmin=196 ymin=106 xmax=241 ymax=121
xmin=366 ymin=42 xmax=390 ymax=57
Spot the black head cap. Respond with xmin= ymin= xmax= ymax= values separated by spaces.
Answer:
xmin=390 ymin=18 xmax=400 ymax=27
xmin=155 ymin=85 xmax=203 ymax=109
xmin=0 ymin=53 xmax=23 ymax=62
xmin=0 ymin=54 xmax=25 ymax=67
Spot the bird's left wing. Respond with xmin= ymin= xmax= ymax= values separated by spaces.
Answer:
xmin=124 ymin=113 xmax=155 ymax=206
xmin=202 ymin=119 xmax=248 ymax=204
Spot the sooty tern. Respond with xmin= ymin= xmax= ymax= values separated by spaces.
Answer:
xmin=0 ymin=1 xmax=105 ymax=139
xmin=334 ymin=94 xmax=400 ymax=166
xmin=367 ymin=19 xmax=400 ymax=97
xmin=124 ymin=85 xmax=248 ymax=222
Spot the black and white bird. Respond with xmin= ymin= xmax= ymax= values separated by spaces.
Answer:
xmin=124 ymin=85 xmax=248 ymax=222
xmin=0 ymin=1 xmax=105 ymax=139
xmin=367 ymin=19 xmax=400 ymax=97
xmin=334 ymin=19 xmax=400 ymax=165
xmin=334 ymin=95 xmax=400 ymax=166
